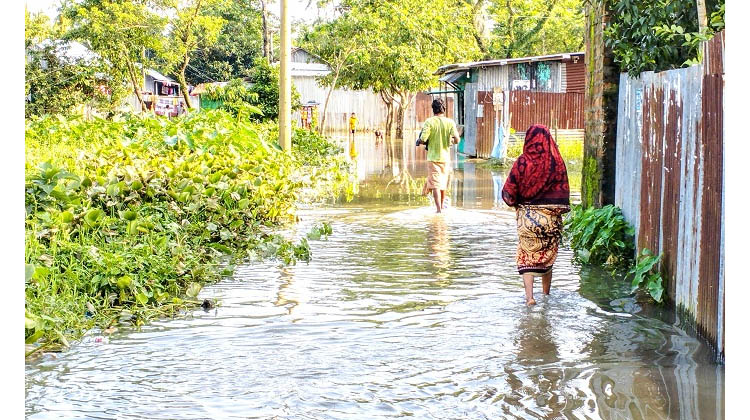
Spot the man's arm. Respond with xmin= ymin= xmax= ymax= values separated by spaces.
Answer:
xmin=417 ymin=121 xmax=431 ymax=146
xmin=451 ymin=123 xmax=460 ymax=144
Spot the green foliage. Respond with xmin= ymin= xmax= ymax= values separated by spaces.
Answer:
xmin=479 ymin=138 xmax=582 ymax=171
xmin=245 ymin=58 xmax=302 ymax=121
xmin=25 ymin=110 xmax=348 ymax=351
xmin=25 ymin=9 xmax=113 ymax=117
xmin=564 ymin=205 xmax=666 ymax=304
xmin=25 ymin=41 xmax=109 ymax=117
xmin=63 ymin=0 xmax=167 ymax=108
xmin=293 ymin=127 xmax=344 ymax=165
xmin=488 ymin=0 xmax=585 ymax=58
xmin=25 ymin=9 xmax=52 ymax=48
xmin=307 ymin=222 xmax=333 ymax=240
xmin=322 ymin=0 xmax=480 ymax=136
xmin=564 ymin=204 xmax=635 ymax=267
xmin=203 ymin=79 xmax=263 ymax=119
xmin=627 ymin=248 xmax=665 ymax=303
xmin=604 ymin=0 xmax=725 ymax=77
xmin=162 ymin=0 xmax=226 ymax=106
xmin=186 ymin=0 xmax=265 ymax=84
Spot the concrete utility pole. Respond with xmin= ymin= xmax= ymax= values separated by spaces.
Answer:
xmin=279 ymin=0 xmax=292 ymax=153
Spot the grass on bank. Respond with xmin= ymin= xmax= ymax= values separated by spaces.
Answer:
xmin=25 ymin=110 xmax=351 ymax=355
xmin=477 ymin=138 xmax=583 ymax=171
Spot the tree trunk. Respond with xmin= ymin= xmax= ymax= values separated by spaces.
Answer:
xmin=505 ymin=0 xmax=515 ymax=58
xmin=319 ymin=70 xmax=339 ymax=134
xmin=125 ymin=60 xmax=146 ymax=112
xmin=260 ymin=0 xmax=271 ymax=61
xmin=696 ymin=0 xmax=708 ymax=31
xmin=470 ymin=0 xmax=489 ymax=58
xmin=380 ymin=91 xmax=395 ymax=169
xmin=582 ymin=0 xmax=618 ymax=208
xmin=178 ymin=54 xmax=192 ymax=109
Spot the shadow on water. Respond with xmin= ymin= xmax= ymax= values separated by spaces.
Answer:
xmin=25 ymin=133 xmax=723 ymax=419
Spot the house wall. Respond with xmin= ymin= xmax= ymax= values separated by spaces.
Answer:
xmin=477 ymin=61 xmax=566 ymax=93
xmin=463 ymin=60 xmax=585 ymax=157
xmin=463 ymin=83 xmax=479 ymax=156
xmin=291 ymin=76 xmax=421 ymax=133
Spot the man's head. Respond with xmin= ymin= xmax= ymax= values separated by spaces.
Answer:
xmin=351 ymin=112 xmax=356 ymax=116
xmin=431 ymin=98 xmax=446 ymax=115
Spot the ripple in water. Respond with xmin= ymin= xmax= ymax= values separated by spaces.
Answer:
xmin=26 ymin=160 xmax=723 ymax=419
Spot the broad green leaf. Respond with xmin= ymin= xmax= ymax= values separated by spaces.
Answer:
xmin=116 ymin=275 xmax=133 ymax=290
xmin=186 ymin=282 xmax=202 ymax=298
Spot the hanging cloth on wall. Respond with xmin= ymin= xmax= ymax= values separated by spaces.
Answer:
xmin=490 ymin=121 xmax=505 ymax=159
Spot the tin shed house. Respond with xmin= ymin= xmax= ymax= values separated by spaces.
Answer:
xmin=435 ymin=52 xmax=585 ymax=158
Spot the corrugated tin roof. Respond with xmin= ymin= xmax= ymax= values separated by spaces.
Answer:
xmin=291 ymin=61 xmax=331 ymax=77
xmin=439 ymin=72 xmax=466 ymax=84
xmin=435 ymin=52 xmax=585 ymax=75
xmin=145 ymin=68 xmax=176 ymax=83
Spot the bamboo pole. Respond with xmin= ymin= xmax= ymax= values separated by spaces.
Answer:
xmin=279 ymin=0 xmax=291 ymax=153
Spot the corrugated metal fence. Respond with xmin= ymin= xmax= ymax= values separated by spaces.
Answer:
xmin=614 ymin=31 xmax=724 ymax=360
xmin=509 ymin=91 xmax=585 ymax=131
xmin=472 ymin=90 xmax=585 ymax=158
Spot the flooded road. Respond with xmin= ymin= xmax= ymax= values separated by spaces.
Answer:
xmin=25 ymin=135 xmax=724 ymax=419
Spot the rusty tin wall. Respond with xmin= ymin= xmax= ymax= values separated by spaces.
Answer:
xmin=614 ymin=32 xmax=724 ymax=359
xmin=475 ymin=91 xmax=496 ymax=158
xmin=508 ymin=91 xmax=585 ymax=131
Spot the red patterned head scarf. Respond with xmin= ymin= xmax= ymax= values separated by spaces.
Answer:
xmin=502 ymin=124 xmax=570 ymax=207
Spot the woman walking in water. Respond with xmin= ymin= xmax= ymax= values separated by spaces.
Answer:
xmin=502 ymin=124 xmax=570 ymax=306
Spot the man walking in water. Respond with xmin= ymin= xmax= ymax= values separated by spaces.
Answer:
xmin=417 ymin=98 xmax=460 ymax=213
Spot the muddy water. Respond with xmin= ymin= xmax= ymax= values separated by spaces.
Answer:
xmin=25 ymin=135 xmax=724 ymax=419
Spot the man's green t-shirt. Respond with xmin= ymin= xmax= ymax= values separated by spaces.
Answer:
xmin=420 ymin=116 xmax=459 ymax=162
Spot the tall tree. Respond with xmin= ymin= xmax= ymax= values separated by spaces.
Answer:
xmin=299 ymin=18 xmax=365 ymax=133
xmin=328 ymin=0 xmax=480 ymax=170
xmin=488 ymin=0 xmax=584 ymax=58
xmin=465 ymin=0 xmax=491 ymax=58
xmin=185 ymin=0 xmax=265 ymax=84
xmin=164 ymin=0 xmax=225 ymax=109
xmin=260 ymin=0 xmax=272 ymax=61
xmin=64 ymin=0 xmax=167 ymax=111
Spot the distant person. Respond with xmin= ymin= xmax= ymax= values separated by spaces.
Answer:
xmin=502 ymin=124 xmax=570 ymax=306
xmin=417 ymin=98 xmax=460 ymax=213
xmin=374 ymin=129 xmax=383 ymax=146
xmin=348 ymin=112 xmax=358 ymax=159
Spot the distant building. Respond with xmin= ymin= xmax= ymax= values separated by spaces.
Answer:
xmin=435 ymin=52 xmax=586 ymax=158
xmin=289 ymin=47 xmax=396 ymax=133
xmin=139 ymin=69 xmax=196 ymax=117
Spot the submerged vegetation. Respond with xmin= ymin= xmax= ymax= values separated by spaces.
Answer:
xmin=564 ymin=205 xmax=665 ymax=303
xmin=25 ymin=110 xmax=350 ymax=353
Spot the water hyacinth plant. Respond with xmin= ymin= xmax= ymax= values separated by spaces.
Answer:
xmin=25 ymin=110 xmax=351 ymax=353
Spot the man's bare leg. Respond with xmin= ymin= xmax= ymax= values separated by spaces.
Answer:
xmin=542 ymin=270 xmax=552 ymax=295
xmin=523 ymin=273 xmax=536 ymax=305
xmin=440 ymin=190 xmax=446 ymax=208
xmin=432 ymin=188 xmax=442 ymax=213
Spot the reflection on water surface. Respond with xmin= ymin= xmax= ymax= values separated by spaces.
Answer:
xmin=26 ymin=135 xmax=723 ymax=419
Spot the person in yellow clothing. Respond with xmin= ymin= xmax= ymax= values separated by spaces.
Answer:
xmin=348 ymin=112 xmax=358 ymax=159
xmin=417 ymin=98 xmax=460 ymax=213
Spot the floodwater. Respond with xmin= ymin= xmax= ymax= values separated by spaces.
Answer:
xmin=26 ymin=133 xmax=724 ymax=419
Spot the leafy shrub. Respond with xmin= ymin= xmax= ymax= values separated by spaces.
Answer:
xmin=203 ymin=79 xmax=263 ymax=120
xmin=25 ymin=109 xmax=348 ymax=350
xmin=564 ymin=204 xmax=635 ymax=267
xmin=604 ymin=0 xmax=725 ymax=77
xmin=244 ymin=58 xmax=301 ymax=121
xmin=627 ymin=248 xmax=665 ymax=303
